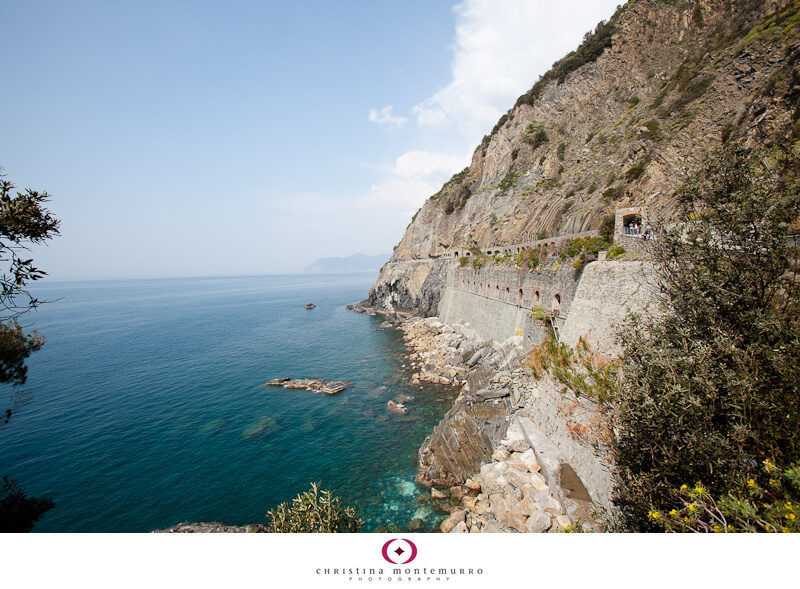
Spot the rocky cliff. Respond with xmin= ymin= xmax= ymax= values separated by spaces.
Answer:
xmin=365 ymin=0 xmax=800 ymax=314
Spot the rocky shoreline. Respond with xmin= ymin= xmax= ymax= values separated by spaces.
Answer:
xmin=352 ymin=302 xmax=611 ymax=533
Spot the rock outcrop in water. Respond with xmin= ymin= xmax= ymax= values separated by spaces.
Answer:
xmin=265 ymin=378 xmax=349 ymax=395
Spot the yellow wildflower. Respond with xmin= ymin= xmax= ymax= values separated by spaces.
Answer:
xmin=786 ymin=513 xmax=796 ymax=521
xmin=712 ymin=525 xmax=722 ymax=533
xmin=694 ymin=485 xmax=705 ymax=495
xmin=785 ymin=502 xmax=793 ymax=511
xmin=688 ymin=504 xmax=697 ymax=512
xmin=680 ymin=484 xmax=689 ymax=491
xmin=747 ymin=479 xmax=756 ymax=488
xmin=669 ymin=509 xmax=678 ymax=517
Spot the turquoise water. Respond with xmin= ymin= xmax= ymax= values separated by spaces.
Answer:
xmin=0 ymin=274 xmax=458 ymax=532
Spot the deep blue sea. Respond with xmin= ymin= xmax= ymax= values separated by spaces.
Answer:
xmin=0 ymin=273 xmax=458 ymax=532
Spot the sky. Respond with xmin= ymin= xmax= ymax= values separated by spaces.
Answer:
xmin=0 ymin=0 xmax=621 ymax=279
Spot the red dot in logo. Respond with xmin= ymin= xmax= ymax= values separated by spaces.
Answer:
xmin=381 ymin=538 xmax=418 ymax=564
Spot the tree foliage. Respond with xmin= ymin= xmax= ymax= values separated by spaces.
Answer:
xmin=0 ymin=169 xmax=60 ymax=531
xmin=0 ymin=476 xmax=55 ymax=533
xmin=0 ymin=171 xmax=59 ymax=407
xmin=266 ymin=482 xmax=362 ymax=533
xmin=612 ymin=142 xmax=800 ymax=531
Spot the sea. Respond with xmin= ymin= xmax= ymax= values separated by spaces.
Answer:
xmin=0 ymin=273 xmax=459 ymax=532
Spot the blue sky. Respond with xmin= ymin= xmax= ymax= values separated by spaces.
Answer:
xmin=1 ymin=0 xmax=620 ymax=279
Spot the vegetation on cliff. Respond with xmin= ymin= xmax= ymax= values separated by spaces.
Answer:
xmin=612 ymin=140 xmax=800 ymax=531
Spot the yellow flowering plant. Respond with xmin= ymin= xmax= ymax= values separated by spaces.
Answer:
xmin=654 ymin=460 xmax=800 ymax=533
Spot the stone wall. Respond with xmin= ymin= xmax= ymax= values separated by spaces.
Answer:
xmin=439 ymin=263 xmax=582 ymax=346
xmin=560 ymin=260 xmax=661 ymax=357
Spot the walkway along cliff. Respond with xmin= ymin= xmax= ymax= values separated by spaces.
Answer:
xmin=358 ymin=0 xmax=800 ymax=532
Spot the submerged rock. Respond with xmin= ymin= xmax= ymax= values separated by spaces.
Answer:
xmin=304 ymin=303 xmax=316 ymax=309
xmin=407 ymin=518 xmax=425 ymax=532
xmin=242 ymin=416 xmax=279 ymax=439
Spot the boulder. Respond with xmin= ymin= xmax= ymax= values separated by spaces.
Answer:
xmin=481 ymin=519 xmax=504 ymax=533
xmin=449 ymin=521 xmax=468 ymax=533
xmin=431 ymin=488 xmax=448 ymax=500
xmin=466 ymin=347 xmax=489 ymax=368
xmin=491 ymin=446 xmax=511 ymax=462
xmin=465 ymin=477 xmax=481 ymax=492
xmin=440 ymin=509 xmax=467 ymax=533
xmin=449 ymin=486 xmax=465 ymax=501
xmin=379 ymin=321 xmax=392 ymax=329
xmin=461 ymin=496 xmax=478 ymax=510
xmin=321 ymin=381 xmax=348 ymax=395
xmin=265 ymin=377 xmax=290 ymax=386
xmin=473 ymin=388 xmax=510 ymax=401
xmin=284 ymin=379 xmax=324 ymax=390
xmin=387 ymin=400 xmax=407 ymax=414
xmin=501 ymin=420 xmax=530 ymax=453
xmin=534 ymin=490 xmax=564 ymax=515
xmin=507 ymin=449 xmax=541 ymax=473
xmin=524 ymin=509 xmax=552 ymax=533
xmin=549 ymin=514 xmax=572 ymax=533
xmin=506 ymin=468 xmax=537 ymax=490
xmin=479 ymin=462 xmax=509 ymax=494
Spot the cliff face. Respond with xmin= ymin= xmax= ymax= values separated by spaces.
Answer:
xmin=366 ymin=0 xmax=800 ymax=314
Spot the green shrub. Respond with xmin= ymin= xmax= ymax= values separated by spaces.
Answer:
xmin=514 ymin=247 xmax=540 ymax=269
xmin=557 ymin=142 xmax=567 ymax=160
xmin=602 ymin=185 xmax=622 ymax=202
xmin=612 ymin=142 xmax=800 ymax=531
xmin=527 ymin=335 xmax=620 ymax=403
xmin=642 ymin=119 xmax=662 ymax=140
xmin=558 ymin=236 xmax=614 ymax=270
xmin=266 ymin=482 xmax=362 ymax=533
xmin=458 ymin=256 xmax=469 ymax=268
xmin=606 ymin=245 xmax=625 ymax=260
xmin=498 ymin=170 xmax=522 ymax=192
xmin=625 ymin=154 xmax=651 ymax=181
xmin=524 ymin=124 xmax=549 ymax=150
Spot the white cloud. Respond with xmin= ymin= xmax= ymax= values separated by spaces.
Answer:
xmin=284 ymin=1 xmax=624 ymax=264
xmin=394 ymin=150 xmax=468 ymax=181
xmin=413 ymin=0 xmax=621 ymax=140
xmin=367 ymin=104 xmax=408 ymax=130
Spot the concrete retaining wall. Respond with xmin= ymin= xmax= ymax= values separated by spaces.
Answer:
xmin=560 ymin=260 xmax=660 ymax=357
xmin=439 ymin=263 xmax=582 ymax=345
